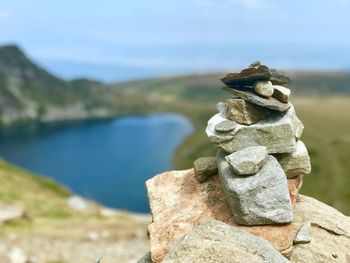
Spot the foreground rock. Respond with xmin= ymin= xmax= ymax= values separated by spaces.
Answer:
xmin=206 ymin=106 xmax=304 ymax=154
xmin=224 ymin=98 xmax=270 ymax=125
xmin=193 ymin=157 xmax=218 ymax=183
xmin=290 ymin=196 xmax=350 ymax=262
xmin=225 ymin=146 xmax=267 ymax=175
xmin=146 ymin=169 xmax=300 ymax=262
xmin=223 ymin=86 xmax=291 ymax=112
xmin=218 ymin=150 xmax=293 ymax=225
xmin=146 ymin=169 xmax=350 ymax=262
xmin=163 ymin=220 xmax=290 ymax=263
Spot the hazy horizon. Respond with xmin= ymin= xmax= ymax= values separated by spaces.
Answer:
xmin=1 ymin=0 xmax=350 ymax=82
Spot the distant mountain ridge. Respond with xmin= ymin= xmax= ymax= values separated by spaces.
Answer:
xmin=1 ymin=44 xmax=350 ymax=126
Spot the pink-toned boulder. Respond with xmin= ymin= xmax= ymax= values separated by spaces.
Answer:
xmin=146 ymin=169 xmax=302 ymax=263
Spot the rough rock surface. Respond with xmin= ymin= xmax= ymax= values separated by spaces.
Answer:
xmin=221 ymin=64 xmax=271 ymax=87
xmin=214 ymin=120 xmax=237 ymax=132
xmin=137 ymin=252 xmax=153 ymax=263
xmin=206 ymin=106 xmax=304 ymax=154
xmin=225 ymin=146 xmax=267 ymax=175
xmin=290 ymin=196 xmax=350 ymax=262
xmin=162 ymin=220 xmax=290 ymax=263
xmin=270 ymin=69 xmax=291 ymax=85
xmin=273 ymin=85 xmax=291 ymax=103
xmin=254 ymin=81 xmax=274 ymax=97
xmin=218 ymin=150 xmax=293 ymax=225
xmin=276 ymin=141 xmax=311 ymax=178
xmin=146 ymin=169 xmax=301 ymax=263
xmin=293 ymin=221 xmax=311 ymax=244
xmin=223 ymin=86 xmax=291 ymax=112
xmin=193 ymin=157 xmax=218 ymax=183
xmin=224 ymin=98 xmax=270 ymax=125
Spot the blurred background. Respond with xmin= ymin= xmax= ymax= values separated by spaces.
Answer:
xmin=0 ymin=0 xmax=349 ymax=262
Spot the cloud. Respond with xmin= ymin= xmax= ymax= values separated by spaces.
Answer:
xmin=0 ymin=8 xmax=11 ymax=19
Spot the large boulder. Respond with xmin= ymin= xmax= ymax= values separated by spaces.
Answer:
xmin=146 ymin=169 xmax=301 ymax=263
xmin=218 ymin=150 xmax=293 ymax=225
xmin=146 ymin=169 xmax=350 ymax=262
xmin=0 ymin=203 xmax=26 ymax=223
xmin=206 ymin=105 xmax=303 ymax=154
xmin=162 ymin=220 xmax=290 ymax=263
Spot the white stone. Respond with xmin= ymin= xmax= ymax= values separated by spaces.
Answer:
xmin=254 ymin=81 xmax=274 ymax=97
xmin=293 ymin=221 xmax=311 ymax=244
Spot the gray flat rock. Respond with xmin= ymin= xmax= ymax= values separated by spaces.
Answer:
xmin=276 ymin=140 xmax=311 ymax=178
xmin=162 ymin=220 xmax=290 ymax=263
xmin=217 ymin=150 xmax=293 ymax=225
xmin=137 ymin=252 xmax=153 ymax=263
xmin=293 ymin=221 xmax=311 ymax=244
xmin=206 ymin=105 xmax=304 ymax=154
xmin=225 ymin=146 xmax=267 ymax=175
xmin=270 ymin=69 xmax=291 ymax=85
xmin=193 ymin=157 xmax=218 ymax=183
xmin=223 ymin=86 xmax=291 ymax=112
xmin=214 ymin=120 xmax=237 ymax=132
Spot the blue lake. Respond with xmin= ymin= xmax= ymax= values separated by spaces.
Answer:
xmin=0 ymin=114 xmax=193 ymax=212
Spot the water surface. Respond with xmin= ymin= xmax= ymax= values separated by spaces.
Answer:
xmin=0 ymin=114 xmax=193 ymax=212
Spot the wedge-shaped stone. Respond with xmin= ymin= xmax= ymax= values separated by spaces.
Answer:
xmin=225 ymin=146 xmax=267 ymax=175
xmin=293 ymin=221 xmax=311 ymax=244
xmin=163 ymin=220 xmax=290 ymax=263
xmin=223 ymin=86 xmax=291 ymax=112
xmin=218 ymin=150 xmax=293 ymax=225
xmin=273 ymin=85 xmax=291 ymax=103
xmin=225 ymin=98 xmax=270 ymax=125
xmin=276 ymin=141 xmax=311 ymax=178
xmin=206 ymin=105 xmax=304 ymax=154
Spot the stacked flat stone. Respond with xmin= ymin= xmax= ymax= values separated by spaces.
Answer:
xmin=204 ymin=61 xmax=311 ymax=226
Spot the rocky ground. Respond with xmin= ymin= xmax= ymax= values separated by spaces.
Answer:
xmin=0 ymin=160 xmax=150 ymax=263
xmin=0 ymin=204 xmax=150 ymax=263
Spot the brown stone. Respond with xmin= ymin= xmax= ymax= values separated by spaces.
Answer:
xmin=221 ymin=64 xmax=271 ymax=88
xmin=273 ymin=85 xmax=291 ymax=103
xmin=146 ymin=169 xmax=301 ymax=263
xmin=224 ymin=98 xmax=270 ymax=125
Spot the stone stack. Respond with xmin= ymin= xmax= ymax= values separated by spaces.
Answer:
xmin=144 ymin=62 xmax=318 ymax=263
xmin=205 ymin=61 xmax=311 ymax=225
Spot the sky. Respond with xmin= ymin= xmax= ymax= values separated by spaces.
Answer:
xmin=0 ymin=0 xmax=350 ymax=82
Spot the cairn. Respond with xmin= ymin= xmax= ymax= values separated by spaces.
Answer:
xmin=202 ymin=61 xmax=311 ymax=225
xmin=144 ymin=62 xmax=314 ymax=262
